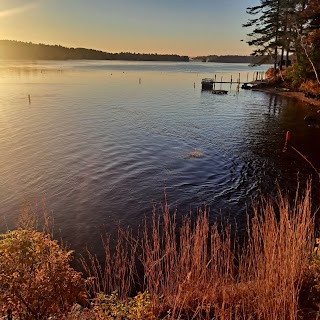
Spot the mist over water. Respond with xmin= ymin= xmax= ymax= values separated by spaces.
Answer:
xmin=0 ymin=60 xmax=319 ymax=256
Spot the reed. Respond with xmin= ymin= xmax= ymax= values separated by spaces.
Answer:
xmin=84 ymin=183 xmax=314 ymax=319
xmin=81 ymin=229 xmax=139 ymax=300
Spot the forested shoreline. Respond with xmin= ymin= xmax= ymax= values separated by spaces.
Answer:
xmin=243 ymin=0 xmax=320 ymax=91
xmin=192 ymin=55 xmax=274 ymax=64
xmin=0 ymin=40 xmax=274 ymax=64
xmin=0 ymin=40 xmax=189 ymax=62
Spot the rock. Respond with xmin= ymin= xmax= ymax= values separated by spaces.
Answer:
xmin=305 ymin=92 xmax=317 ymax=99
xmin=70 ymin=304 xmax=83 ymax=314
xmin=185 ymin=150 xmax=204 ymax=159
xmin=304 ymin=115 xmax=317 ymax=122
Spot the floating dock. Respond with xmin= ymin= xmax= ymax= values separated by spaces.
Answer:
xmin=201 ymin=78 xmax=214 ymax=90
xmin=212 ymin=89 xmax=228 ymax=95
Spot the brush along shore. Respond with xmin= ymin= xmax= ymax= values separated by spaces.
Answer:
xmin=0 ymin=183 xmax=319 ymax=319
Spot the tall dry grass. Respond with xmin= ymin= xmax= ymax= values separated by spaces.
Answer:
xmin=83 ymin=183 xmax=314 ymax=319
xmin=82 ymin=229 xmax=138 ymax=300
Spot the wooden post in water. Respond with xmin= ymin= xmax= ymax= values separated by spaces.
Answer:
xmin=28 ymin=94 xmax=31 ymax=105
xmin=236 ymin=73 xmax=240 ymax=93
xmin=230 ymin=75 xmax=233 ymax=91
xmin=214 ymin=74 xmax=216 ymax=90
xmin=220 ymin=76 xmax=223 ymax=90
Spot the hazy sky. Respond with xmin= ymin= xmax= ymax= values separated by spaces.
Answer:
xmin=0 ymin=0 xmax=258 ymax=56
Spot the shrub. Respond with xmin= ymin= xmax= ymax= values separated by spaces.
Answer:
xmin=92 ymin=291 xmax=156 ymax=320
xmin=299 ymin=79 xmax=320 ymax=94
xmin=299 ymin=254 xmax=320 ymax=316
xmin=0 ymin=229 xmax=86 ymax=319
xmin=265 ymin=67 xmax=278 ymax=80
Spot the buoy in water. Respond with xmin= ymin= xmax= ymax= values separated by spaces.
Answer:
xmin=286 ymin=131 xmax=290 ymax=144
xmin=283 ymin=131 xmax=290 ymax=152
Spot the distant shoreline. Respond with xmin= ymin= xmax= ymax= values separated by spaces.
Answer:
xmin=0 ymin=40 xmax=189 ymax=62
xmin=1 ymin=40 xmax=271 ymax=64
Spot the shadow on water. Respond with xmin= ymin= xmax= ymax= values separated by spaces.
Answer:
xmin=244 ymin=93 xmax=320 ymax=222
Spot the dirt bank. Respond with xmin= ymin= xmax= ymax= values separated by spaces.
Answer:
xmin=252 ymin=87 xmax=320 ymax=108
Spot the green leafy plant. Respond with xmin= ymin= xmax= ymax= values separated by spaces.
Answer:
xmin=299 ymin=254 xmax=320 ymax=314
xmin=92 ymin=291 xmax=156 ymax=320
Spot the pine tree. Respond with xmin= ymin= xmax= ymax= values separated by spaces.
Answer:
xmin=297 ymin=0 xmax=320 ymax=84
xmin=243 ymin=0 xmax=283 ymax=74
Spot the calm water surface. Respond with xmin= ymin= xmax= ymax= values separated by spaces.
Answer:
xmin=0 ymin=60 xmax=319 ymax=255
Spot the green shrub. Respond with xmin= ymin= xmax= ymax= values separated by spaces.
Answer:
xmin=300 ymin=254 xmax=320 ymax=311
xmin=92 ymin=291 xmax=156 ymax=320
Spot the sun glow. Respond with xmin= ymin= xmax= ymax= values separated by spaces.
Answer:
xmin=0 ymin=1 xmax=39 ymax=18
xmin=0 ymin=0 xmax=254 ymax=57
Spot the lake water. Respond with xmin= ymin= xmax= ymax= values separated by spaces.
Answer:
xmin=0 ymin=60 xmax=319 ymax=256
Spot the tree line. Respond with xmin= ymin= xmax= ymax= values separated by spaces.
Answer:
xmin=0 ymin=40 xmax=189 ymax=62
xmin=193 ymin=55 xmax=274 ymax=64
xmin=243 ymin=0 xmax=320 ymax=84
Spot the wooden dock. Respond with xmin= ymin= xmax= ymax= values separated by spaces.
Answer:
xmin=201 ymin=71 xmax=268 ymax=91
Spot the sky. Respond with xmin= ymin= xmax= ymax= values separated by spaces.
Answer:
xmin=0 ymin=0 xmax=258 ymax=56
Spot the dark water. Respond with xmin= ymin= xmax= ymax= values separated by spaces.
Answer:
xmin=0 ymin=60 xmax=319 ymax=256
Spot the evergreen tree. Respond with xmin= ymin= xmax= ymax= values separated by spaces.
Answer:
xmin=243 ymin=0 xmax=283 ymax=73
xmin=296 ymin=0 xmax=320 ymax=84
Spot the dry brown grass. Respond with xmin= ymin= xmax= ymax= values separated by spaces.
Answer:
xmin=83 ymin=183 xmax=314 ymax=319
xmin=81 ymin=229 xmax=139 ymax=300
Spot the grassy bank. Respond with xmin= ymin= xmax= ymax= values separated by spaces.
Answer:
xmin=0 ymin=183 xmax=319 ymax=319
